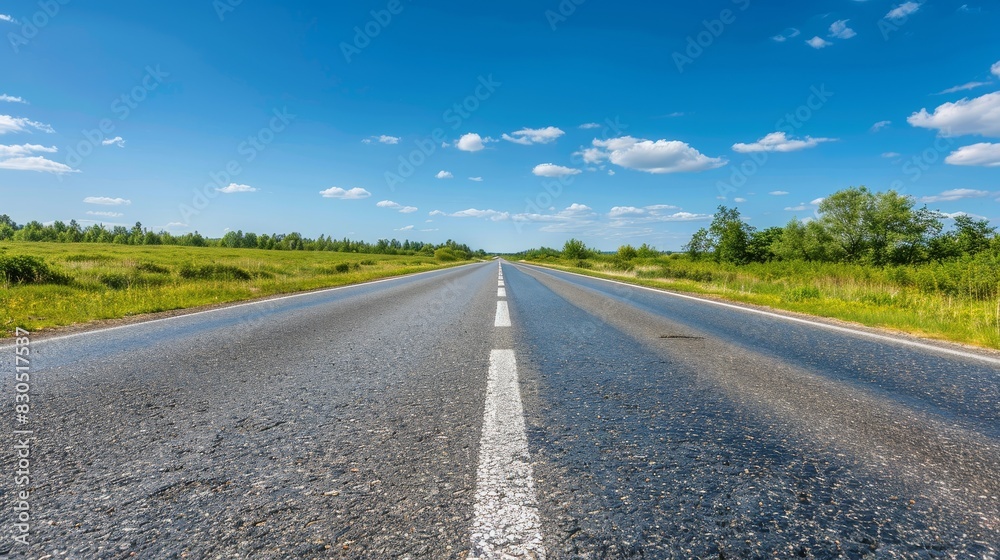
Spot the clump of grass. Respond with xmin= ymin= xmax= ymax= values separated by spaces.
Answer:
xmin=359 ymin=259 xmax=376 ymax=266
xmin=781 ymin=286 xmax=821 ymax=302
xmin=134 ymin=262 xmax=170 ymax=274
xmin=0 ymin=255 xmax=67 ymax=284
xmin=64 ymin=253 xmax=115 ymax=263
xmin=179 ymin=263 xmax=252 ymax=281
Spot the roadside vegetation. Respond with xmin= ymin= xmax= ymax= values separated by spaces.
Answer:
xmin=521 ymin=186 xmax=1000 ymax=350
xmin=0 ymin=218 xmax=482 ymax=335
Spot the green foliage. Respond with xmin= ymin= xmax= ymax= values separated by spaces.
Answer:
xmin=435 ymin=247 xmax=460 ymax=262
xmin=334 ymin=263 xmax=351 ymax=273
xmin=179 ymin=263 xmax=253 ymax=281
xmin=562 ymin=238 xmax=591 ymax=260
xmin=616 ymin=244 xmax=638 ymax=261
xmin=0 ymin=255 xmax=64 ymax=284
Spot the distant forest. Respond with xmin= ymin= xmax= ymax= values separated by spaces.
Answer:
xmin=0 ymin=215 xmax=484 ymax=258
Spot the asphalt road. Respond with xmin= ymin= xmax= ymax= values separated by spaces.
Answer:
xmin=1 ymin=260 xmax=997 ymax=558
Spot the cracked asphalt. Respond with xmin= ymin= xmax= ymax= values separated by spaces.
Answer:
xmin=1 ymin=260 xmax=997 ymax=558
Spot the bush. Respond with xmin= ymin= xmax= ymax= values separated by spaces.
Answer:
xmin=134 ymin=262 xmax=170 ymax=274
xmin=435 ymin=248 xmax=460 ymax=262
xmin=334 ymin=263 xmax=351 ymax=273
xmin=359 ymin=259 xmax=376 ymax=266
xmin=0 ymin=255 xmax=66 ymax=284
xmin=178 ymin=263 xmax=252 ymax=281
xmin=99 ymin=273 xmax=130 ymax=290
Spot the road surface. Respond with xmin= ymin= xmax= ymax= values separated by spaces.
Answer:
xmin=1 ymin=260 xmax=998 ymax=558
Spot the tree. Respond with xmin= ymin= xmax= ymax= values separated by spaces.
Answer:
xmin=562 ymin=238 xmax=590 ymax=260
xmin=616 ymin=244 xmax=638 ymax=261
xmin=636 ymin=243 xmax=659 ymax=258
xmin=708 ymin=205 xmax=753 ymax=264
xmin=819 ymin=187 xmax=871 ymax=261
xmin=747 ymin=226 xmax=783 ymax=263
xmin=684 ymin=228 xmax=711 ymax=260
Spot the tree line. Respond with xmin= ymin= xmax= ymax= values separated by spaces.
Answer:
xmin=684 ymin=187 xmax=995 ymax=266
xmin=0 ymin=215 xmax=483 ymax=258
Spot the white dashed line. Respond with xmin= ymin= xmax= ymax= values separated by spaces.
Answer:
xmin=498 ymin=287 xmax=506 ymax=297
xmin=470 ymin=349 xmax=545 ymax=559
xmin=494 ymin=301 xmax=511 ymax=327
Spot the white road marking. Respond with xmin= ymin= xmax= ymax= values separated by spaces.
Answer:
xmin=470 ymin=349 xmax=545 ymax=559
xmin=494 ymin=301 xmax=511 ymax=327
xmin=498 ymin=287 xmax=506 ymax=297
xmin=520 ymin=263 xmax=1000 ymax=367
xmin=0 ymin=262 xmax=484 ymax=349
xmin=498 ymin=281 xmax=505 ymax=287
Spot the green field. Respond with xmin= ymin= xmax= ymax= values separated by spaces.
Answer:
xmin=0 ymin=243 xmax=468 ymax=336
xmin=524 ymin=255 xmax=1000 ymax=350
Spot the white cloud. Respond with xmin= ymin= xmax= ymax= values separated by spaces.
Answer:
xmin=448 ymin=208 xmax=510 ymax=221
xmin=734 ymin=197 xmax=747 ymax=203
xmin=532 ymin=163 xmax=581 ymax=177
xmin=919 ymin=188 xmax=991 ymax=203
xmin=362 ymin=135 xmax=400 ymax=145
xmin=513 ymin=203 xmax=595 ymax=223
xmin=0 ymin=144 xmax=75 ymax=174
xmin=319 ymin=187 xmax=371 ymax=199
xmin=579 ymin=123 xmax=601 ymax=129
xmin=455 ymin=132 xmax=490 ymax=152
xmin=806 ymin=36 xmax=833 ymax=49
xmin=468 ymin=176 xmax=483 ymax=182
xmin=0 ymin=115 xmax=54 ymax=134
xmin=86 ymin=210 xmax=124 ymax=218
xmin=606 ymin=204 xmax=708 ymax=225
xmin=732 ymin=132 xmax=835 ymax=153
xmin=435 ymin=170 xmax=453 ymax=179
xmin=587 ymin=136 xmax=726 ymax=174
xmin=938 ymin=211 xmax=987 ymax=220
xmin=886 ymin=2 xmax=920 ymax=20
xmin=217 ymin=183 xmax=257 ymax=194
xmin=102 ymin=136 xmax=126 ymax=147
xmin=993 ymin=61 xmax=1000 ymax=78
xmin=0 ymin=14 xmax=15 ymax=23
xmin=882 ymin=151 xmax=901 ymax=158
xmin=428 ymin=210 xmax=446 ymax=217
xmin=769 ymin=191 xmax=790 ymax=196
xmin=376 ymin=200 xmax=418 ymax=213
xmin=502 ymin=126 xmax=565 ymax=145
xmin=785 ymin=204 xmax=810 ymax=211
xmin=945 ymin=143 xmax=1000 ymax=167
xmin=396 ymin=225 xmax=414 ymax=231
xmin=772 ymin=28 xmax=801 ymax=42
xmin=84 ymin=196 xmax=131 ymax=206
xmin=829 ymin=20 xmax=856 ymax=39
xmin=870 ymin=120 xmax=891 ymax=132
xmin=810 ymin=198 xmax=825 ymax=205
xmin=0 ymin=94 xmax=25 ymax=103
xmin=908 ymin=92 xmax=1000 ymax=137
xmin=939 ymin=82 xmax=991 ymax=95
xmin=607 ymin=169 xmax=615 ymax=176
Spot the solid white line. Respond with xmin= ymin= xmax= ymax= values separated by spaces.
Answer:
xmin=519 ymin=263 xmax=1000 ymax=367
xmin=0 ymin=261 xmax=483 ymax=349
xmin=494 ymin=301 xmax=511 ymax=327
xmin=498 ymin=287 xmax=506 ymax=298
xmin=470 ymin=349 xmax=545 ymax=559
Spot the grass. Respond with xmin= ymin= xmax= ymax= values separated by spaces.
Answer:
xmin=0 ymin=243 xmax=469 ymax=336
xmin=524 ymin=255 xmax=1000 ymax=350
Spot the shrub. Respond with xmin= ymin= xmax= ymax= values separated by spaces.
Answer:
xmin=359 ymin=259 xmax=376 ymax=266
xmin=335 ymin=263 xmax=351 ymax=273
xmin=0 ymin=255 xmax=66 ymax=284
xmin=134 ymin=262 xmax=170 ymax=274
xmin=99 ymin=273 xmax=130 ymax=290
xmin=435 ymin=248 xmax=459 ymax=262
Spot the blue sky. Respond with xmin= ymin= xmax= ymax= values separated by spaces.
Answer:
xmin=1 ymin=0 xmax=998 ymax=252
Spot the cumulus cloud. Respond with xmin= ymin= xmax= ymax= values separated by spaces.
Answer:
xmin=0 ymin=115 xmax=54 ymax=134
xmin=829 ymin=20 xmax=856 ymax=39
xmin=886 ymin=2 xmax=920 ymax=20
xmin=447 ymin=208 xmax=509 ymax=221
xmin=102 ymin=136 xmax=126 ymax=147
xmin=362 ymin=135 xmax=400 ymax=144
xmin=435 ymin=170 xmax=454 ymax=179
xmin=86 ymin=210 xmax=124 ymax=218
xmin=0 ymin=94 xmax=25 ymax=103
xmin=578 ymin=123 xmax=601 ymax=129
xmin=945 ymin=143 xmax=1000 ymax=167
xmin=84 ymin=196 xmax=131 ymax=206
xmin=455 ymin=132 xmax=491 ymax=152
xmin=993 ymin=61 xmax=1000 ymax=78
xmin=502 ymin=126 xmax=565 ymax=145
xmin=376 ymin=200 xmax=418 ymax=213
xmin=468 ymin=176 xmax=483 ymax=182
xmin=606 ymin=204 xmax=709 ymax=225
xmin=585 ymin=136 xmax=726 ymax=174
xmin=908 ymin=92 xmax=1000 ymax=137
xmin=217 ymin=183 xmax=257 ymax=194
xmin=732 ymin=132 xmax=835 ymax=153
xmin=870 ymin=120 xmax=891 ymax=132
xmin=734 ymin=197 xmax=747 ymax=203
xmin=396 ymin=225 xmax=414 ymax=231
xmin=806 ymin=36 xmax=833 ymax=49
xmin=532 ymin=163 xmax=581 ymax=177
xmin=513 ymin=203 xmax=595 ymax=223
xmin=319 ymin=187 xmax=371 ymax=199
xmin=919 ymin=188 xmax=991 ymax=202
xmin=0 ymin=143 xmax=75 ymax=174
xmin=0 ymin=14 xmax=15 ymax=23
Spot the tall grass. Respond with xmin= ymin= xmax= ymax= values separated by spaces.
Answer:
xmin=527 ymin=253 xmax=1000 ymax=350
xmin=0 ymin=243 xmax=465 ymax=335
